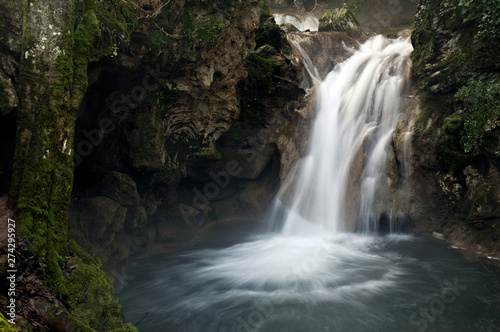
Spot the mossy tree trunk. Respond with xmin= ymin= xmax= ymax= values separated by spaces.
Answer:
xmin=11 ymin=0 xmax=77 ymax=259
xmin=10 ymin=0 xmax=98 ymax=264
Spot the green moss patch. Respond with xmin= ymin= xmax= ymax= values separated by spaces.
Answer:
xmin=0 ymin=313 xmax=16 ymax=332
xmin=197 ymin=19 xmax=225 ymax=45
xmin=61 ymin=240 xmax=138 ymax=331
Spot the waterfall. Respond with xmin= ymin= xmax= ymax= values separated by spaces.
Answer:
xmin=273 ymin=35 xmax=413 ymax=236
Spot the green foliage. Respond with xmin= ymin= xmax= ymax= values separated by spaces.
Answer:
xmin=93 ymin=0 xmax=139 ymax=58
xmin=435 ymin=0 xmax=500 ymax=37
xmin=319 ymin=8 xmax=359 ymax=31
xmin=456 ymin=78 xmax=500 ymax=153
xmin=412 ymin=0 xmax=500 ymax=94
xmin=459 ymin=0 xmax=500 ymax=39
xmin=197 ymin=19 xmax=225 ymax=45
xmin=181 ymin=9 xmax=225 ymax=46
xmin=97 ymin=0 xmax=135 ymax=40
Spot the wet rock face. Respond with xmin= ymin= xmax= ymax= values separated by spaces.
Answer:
xmin=66 ymin=0 xmax=309 ymax=264
xmin=396 ymin=0 xmax=500 ymax=254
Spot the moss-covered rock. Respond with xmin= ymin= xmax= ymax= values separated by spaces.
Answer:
xmin=411 ymin=0 xmax=500 ymax=94
xmin=408 ymin=0 xmax=500 ymax=254
xmin=443 ymin=113 xmax=464 ymax=134
xmin=0 ymin=312 xmax=16 ymax=332
xmin=238 ymin=45 xmax=279 ymax=126
xmin=61 ymin=240 xmax=138 ymax=331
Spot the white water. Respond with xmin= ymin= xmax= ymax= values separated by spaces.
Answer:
xmin=273 ymin=14 xmax=319 ymax=32
xmin=275 ymin=35 xmax=413 ymax=235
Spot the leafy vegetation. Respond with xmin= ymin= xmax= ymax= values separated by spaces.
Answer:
xmin=459 ymin=0 xmax=500 ymax=39
xmin=319 ymin=8 xmax=359 ymax=32
xmin=456 ymin=78 xmax=500 ymax=153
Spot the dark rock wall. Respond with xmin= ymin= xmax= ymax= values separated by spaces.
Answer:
xmin=0 ymin=1 xmax=22 ymax=194
xmin=67 ymin=1 xmax=307 ymax=264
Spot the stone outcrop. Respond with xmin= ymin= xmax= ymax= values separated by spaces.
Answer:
xmin=65 ymin=1 xmax=309 ymax=265
xmin=392 ymin=0 xmax=500 ymax=256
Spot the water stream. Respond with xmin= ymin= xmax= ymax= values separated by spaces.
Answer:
xmin=273 ymin=14 xmax=319 ymax=32
xmin=119 ymin=36 xmax=500 ymax=331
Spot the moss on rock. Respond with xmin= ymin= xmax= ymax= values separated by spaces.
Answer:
xmin=197 ymin=18 xmax=226 ymax=45
xmin=40 ymin=240 xmax=140 ymax=331
xmin=443 ymin=113 xmax=464 ymax=134
xmin=319 ymin=8 xmax=359 ymax=32
xmin=0 ymin=313 xmax=17 ymax=332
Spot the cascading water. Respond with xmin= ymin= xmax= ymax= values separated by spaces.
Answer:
xmin=273 ymin=13 xmax=319 ymax=32
xmin=118 ymin=35 xmax=500 ymax=332
xmin=275 ymin=35 xmax=413 ymax=235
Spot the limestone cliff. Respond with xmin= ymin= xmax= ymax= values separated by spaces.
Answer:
xmin=398 ymin=0 xmax=500 ymax=255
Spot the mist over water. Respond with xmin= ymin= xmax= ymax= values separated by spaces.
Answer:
xmin=119 ymin=36 xmax=500 ymax=331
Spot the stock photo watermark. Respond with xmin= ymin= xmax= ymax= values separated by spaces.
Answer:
xmin=5 ymin=217 xmax=17 ymax=325
xmin=408 ymin=277 xmax=467 ymax=332
xmin=111 ymin=261 xmax=137 ymax=294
